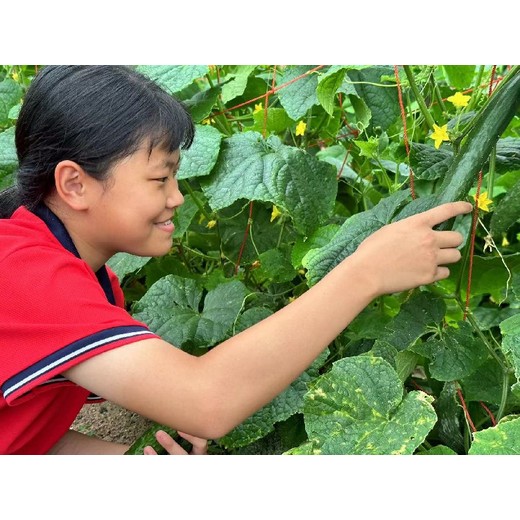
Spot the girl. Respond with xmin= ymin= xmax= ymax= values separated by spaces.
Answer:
xmin=0 ymin=65 xmax=472 ymax=455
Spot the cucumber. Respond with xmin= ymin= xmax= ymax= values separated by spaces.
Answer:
xmin=394 ymin=66 xmax=520 ymax=228
xmin=124 ymin=423 xmax=192 ymax=455
xmin=436 ymin=66 xmax=520 ymax=206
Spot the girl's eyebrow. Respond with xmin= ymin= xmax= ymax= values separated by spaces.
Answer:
xmin=162 ymin=158 xmax=180 ymax=170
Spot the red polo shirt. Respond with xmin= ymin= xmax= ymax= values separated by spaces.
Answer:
xmin=0 ymin=205 xmax=158 ymax=454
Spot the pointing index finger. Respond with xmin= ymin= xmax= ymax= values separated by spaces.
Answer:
xmin=422 ymin=201 xmax=473 ymax=227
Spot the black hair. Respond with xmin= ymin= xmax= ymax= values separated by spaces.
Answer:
xmin=0 ymin=65 xmax=194 ymax=218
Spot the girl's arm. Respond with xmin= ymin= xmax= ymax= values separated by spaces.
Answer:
xmin=63 ymin=202 xmax=472 ymax=440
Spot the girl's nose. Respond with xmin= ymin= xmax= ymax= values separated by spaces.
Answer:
xmin=166 ymin=179 xmax=184 ymax=209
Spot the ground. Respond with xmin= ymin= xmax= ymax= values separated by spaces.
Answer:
xmin=72 ymin=402 xmax=153 ymax=447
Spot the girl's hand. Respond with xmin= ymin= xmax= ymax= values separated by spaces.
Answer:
xmin=143 ymin=430 xmax=208 ymax=455
xmin=354 ymin=201 xmax=473 ymax=296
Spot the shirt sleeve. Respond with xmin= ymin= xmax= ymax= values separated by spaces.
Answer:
xmin=0 ymin=246 xmax=158 ymax=404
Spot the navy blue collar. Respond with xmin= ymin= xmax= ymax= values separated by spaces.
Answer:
xmin=34 ymin=204 xmax=116 ymax=305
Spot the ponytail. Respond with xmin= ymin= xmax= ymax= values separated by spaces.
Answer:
xmin=0 ymin=185 xmax=21 ymax=218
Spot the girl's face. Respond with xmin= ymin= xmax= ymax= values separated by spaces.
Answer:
xmin=84 ymin=144 xmax=184 ymax=265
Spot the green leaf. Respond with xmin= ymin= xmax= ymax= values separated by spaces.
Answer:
xmin=316 ymin=145 xmax=366 ymax=183
xmin=295 ymin=356 xmax=436 ymax=454
xmin=256 ymin=249 xmax=297 ymax=283
xmin=380 ymin=292 xmax=446 ymax=351
xmin=202 ymin=132 xmax=337 ymax=236
xmin=316 ymin=67 xmax=347 ymax=116
xmin=183 ymin=85 xmax=220 ymax=123
xmin=500 ymin=313 xmax=520 ymax=394
xmin=409 ymin=142 xmax=453 ymax=181
xmin=348 ymin=66 xmax=400 ymax=131
xmin=177 ymin=125 xmax=221 ymax=180
xmin=291 ymin=224 xmax=340 ymax=269
xmin=431 ymin=381 xmax=465 ymax=454
xmin=250 ymin=108 xmax=293 ymax=135
xmin=234 ymin=307 xmax=273 ymax=334
xmin=136 ymin=65 xmax=208 ymax=94
xmin=218 ymin=350 xmax=328 ymax=450
xmin=107 ymin=253 xmax=151 ymax=280
xmin=469 ymin=416 xmax=520 ymax=454
xmin=411 ymin=321 xmax=488 ymax=381
xmin=133 ymin=275 xmax=247 ymax=350
xmin=490 ymin=177 xmax=520 ymax=237
xmin=417 ymin=445 xmax=457 ymax=455
xmin=460 ymin=358 xmax=508 ymax=405
xmin=443 ymin=66 xmax=476 ymax=90
xmin=348 ymin=94 xmax=371 ymax=131
xmin=446 ymin=253 xmax=520 ymax=302
xmin=303 ymin=189 xmax=411 ymax=285
xmin=276 ymin=66 xmax=319 ymax=121
xmin=0 ymin=78 xmax=23 ymax=126
xmin=0 ymin=127 xmax=17 ymax=177
xmin=221 ymin=65 xmax=256 ymax=104
xmin=173 ymin=192 xmax=200 ymax=238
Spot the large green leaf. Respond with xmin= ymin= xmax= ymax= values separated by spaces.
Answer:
xmin=378 ymin=291 xmax=446 ymax=351
xmin=445 ymin=253 xmax=520 ymax=302
xmin=107 ymin=253 xmax=151 ymax=281
xmin=0 ymin=126 xmax=17 ymax=177
xmin=132 ymin=275 xmax=247 ymax=350
xmin=218 ymin=350 xmax=328 ymax=450
xmin=289 ymin=356 xmax=437 ymax=454
xmin=469 ymin=416 xmax=520 ymax=454
xmin=221 ymin=65 xmax=256 ymax=104
xmin=291 ymin=224 xmax=341 ymax=269
xmin=316 ymin=67 xmax=347 ymax=116
xmin=411 ymin=321 xmax=488 ymax=381
xmin=0 ymin=78 xmax=23 ymax=126
xmin=460 ymin=358 xmax=508 ymax=405
xmin=490 ymin=177 xmax=520 ymax=237
xmin=201 ymin=132 xmax=337 ymax=236
xmin=276 ymin=66 xmax=319 ymax=121
xmin=442 ymin=66 xmax=476 ymax=90
xmin=183 ymin=85 xmax=221 ymax=123
xmin=500 ymin=314 xmax=520 ymax=394
xmin=136 ymin=65 xmax=208 ymax=94
xmin=430 ymin=381 xmax=465 ymax=453
xmin=409 ymin=143 xmax=453 ymax=181
xmin=348 ymin=66 xmax=400 ymax=132
xmin=303 ymin=189 xmax=410 ymax=285
xmin=177 ymin=124 xmax=221 ymax=180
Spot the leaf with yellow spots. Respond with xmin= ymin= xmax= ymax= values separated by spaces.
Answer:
xmin=288 ymin=356 xmax=437 ymax=454
xmin=469 ymin=416 xmax=520 ymax=454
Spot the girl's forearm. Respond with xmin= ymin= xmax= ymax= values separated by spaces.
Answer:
xmin=200 ymin=253 xmax=377 ymax=436
xmin=47 ymin=429 xmax=129 ymax=454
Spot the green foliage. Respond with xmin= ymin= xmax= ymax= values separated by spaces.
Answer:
xmin=4 ymin=64 xmax=520 ymax=455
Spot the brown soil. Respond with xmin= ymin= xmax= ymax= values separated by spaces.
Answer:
xmin=71 ymin=402 xmax=153 ymax=446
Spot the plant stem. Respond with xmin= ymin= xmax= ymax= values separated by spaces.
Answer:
xmin=403 ymin=66 xmax=436 ymax=131
xmin=180 ymin=180 xmax=213 ymax=221
xmin=454 ymin=297 xmax=510 ymax=421
xmin=467 ymin=65 xmax=485 ymax=112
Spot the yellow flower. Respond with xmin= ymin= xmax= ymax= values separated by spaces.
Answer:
xmin=11 ymin=71 xmax=19 ymax=82
xmin=447 ymin=91 xmax=471 ymax=109
xmin=270 ymin=206 xmax=282 ymax=222
xmin=202 ymin=118 xmax=215 ymax=125
xmin=429 ymin=123 xmax=450 ymax=149
xmin=206 ymin=219 xmax=217 ymax=229
xmin=473 ymin=191 xmax=493 ymax=212
xmin=502 ymin=236 xmax=510 ymax=247
xmin=295 ymin=120 xmax=307 ymax=136
xmin=253 ymin=103 xmax=263 ymax=114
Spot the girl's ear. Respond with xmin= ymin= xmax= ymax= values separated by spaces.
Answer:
xmin=53 ymin=160 xmax=91 ymax=210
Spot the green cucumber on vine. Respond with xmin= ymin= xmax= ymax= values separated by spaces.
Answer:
xmin=395 ymin=66 xmax=520 ymax=227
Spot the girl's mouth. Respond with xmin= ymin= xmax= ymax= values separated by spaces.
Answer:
xmin=155 ymin=219 xmax=174 ymax=233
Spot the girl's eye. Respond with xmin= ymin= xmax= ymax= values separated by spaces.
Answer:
xmin=155 ymin=177 xmax=168 ymax=183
